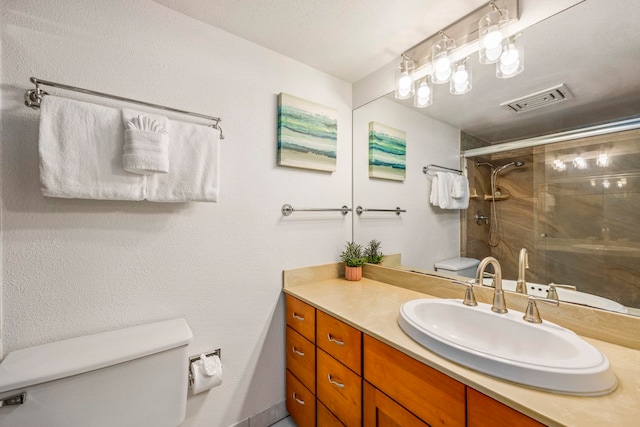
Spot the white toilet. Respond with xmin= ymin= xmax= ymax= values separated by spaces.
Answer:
xmin=434 ymin=257 xmax=480 ymax=278
xmin=0 ymin=318 xmax=192 ymax=427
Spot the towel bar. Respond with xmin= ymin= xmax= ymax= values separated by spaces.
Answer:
xmin=25 ymin=77 xmax=224 ymax=139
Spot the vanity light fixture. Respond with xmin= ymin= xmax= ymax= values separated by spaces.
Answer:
xmin=395 ymin=56 xmax=416 ymax=100
xmin=496 ymin=33 xmax=524 ymax=78
xmin=602 ymin=179 xmax=611 ymax=189
xmin=597 ymin=153 xmax=610 ymax=167
xmin=617 ymin=178 xmax=627 ymax=188
xmin=573 ymin=156 xmax=588 ymax=170
xmin=552 ymin=159 xmax=566 ymax=172
xmin=394 ymin=0 xmax=522 ymax=108
xmin=479 ymin=4 xmax=510 ymax=64
xmin=450 ymin=57 xmax=472 ymax=94
xmin=432 ymin=33 xmax=456 ymax=84
xmin=414 ymin=76 xmax=433 ymax=108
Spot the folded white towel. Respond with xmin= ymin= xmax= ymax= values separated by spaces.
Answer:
xmin=38 ymin=96 xmax=146 ymax=200
xmin=451 ymin=174 xmax=466 ymax=198
xmin=146 ymin=120 xmax=220 ymax=202
xmin=121 ymin=110 xmax=169 ymax=175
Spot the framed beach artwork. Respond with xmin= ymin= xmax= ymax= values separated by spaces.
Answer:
xmin=368 ymin=121 xmax=406 ymax=181
xmin=277 ymin=93 xmax=338 ymax=172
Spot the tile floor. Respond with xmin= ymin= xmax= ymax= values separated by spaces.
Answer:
xmin=269 ymin=416 xmax=297 ymax=426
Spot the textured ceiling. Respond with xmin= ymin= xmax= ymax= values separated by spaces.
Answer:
xmin=154 ymin=0 xmax=640 ymax=143
xmin=153 ymin=0 xmax=488 ymax=83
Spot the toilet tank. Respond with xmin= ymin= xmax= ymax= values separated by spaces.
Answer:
xmin=0 ymin=318 xmax=192 ymax=427
xmin=434 ymin=257 xmax=480 ymax=278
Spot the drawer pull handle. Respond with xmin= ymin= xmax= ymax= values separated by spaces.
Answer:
xmin=328 ymin=374 xmax=345 ymax=389
xmin=327 ymin=333 xmax=344 ymax=346
xmin=292 ymin=312 xmax=305 ymax=321
xmin=292 ymin=347 xmax=305 ymax=357
xmin=292 ymin=392 xmax=305 ymax=405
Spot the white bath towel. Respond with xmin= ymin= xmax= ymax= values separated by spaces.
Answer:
xmin=38 ymin=96 xmax=146 ymax=200
xmin=121 ymin=109 xmax=169 ymax=175
xmin=436 ymin=172 xmax=469 ymax=209
xmin=146 ymin=120 xmax=220 ymax=202
xmin=430 ymin=175 xmax=439 ymax=206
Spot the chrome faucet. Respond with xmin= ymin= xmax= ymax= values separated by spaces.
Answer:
xmin=475 ymin=257 xmax=507 ymax=314
xmin=516 ymin=248 xmax=529 ymax=294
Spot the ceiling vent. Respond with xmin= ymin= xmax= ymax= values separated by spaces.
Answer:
xmin=500 ymin=84 xmax=573 ymax=113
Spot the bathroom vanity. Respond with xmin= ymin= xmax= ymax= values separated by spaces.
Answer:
xmin=283 ymin=263 xmax=640 ymax=426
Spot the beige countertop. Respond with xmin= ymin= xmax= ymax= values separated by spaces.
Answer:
xmin=283 ymin=274 xmax=640 ymax=427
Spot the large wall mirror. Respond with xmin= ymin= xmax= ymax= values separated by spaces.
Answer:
xmin=352 ymin=1 xmax=640 ymax=316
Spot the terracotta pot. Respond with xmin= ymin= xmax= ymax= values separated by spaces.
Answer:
xmin=345 ymin=266 xmax=362 ymax=281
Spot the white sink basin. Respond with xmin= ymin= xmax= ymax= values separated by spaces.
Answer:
xmin=398 ymin=299 xmax=617 ymax=395
xmin=483 ymin=279 xmax=628 ymax=314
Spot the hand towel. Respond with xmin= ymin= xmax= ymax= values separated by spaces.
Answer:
xmin=451 ymin=174 xmax=470 ymax=209
xmin=38 ymin=96 xmax=146 ymax=200
xmin=146 ymin=120 xmax=220 ymax=202
xmin=430 ymin=175 xmax=439 ymax=206
xmin=121 ymin=109 xmax=169 ymax=175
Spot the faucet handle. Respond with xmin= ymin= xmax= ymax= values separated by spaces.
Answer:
xmin=523 ymin=296 xmax=559 ymax=324
xmin=546 ymin=283 xmax=577 ymax=300
xmin=452 ymin=280 xmax=478 ymax=306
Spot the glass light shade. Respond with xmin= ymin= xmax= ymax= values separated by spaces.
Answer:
xmin=395 ymin=58 xmax=415 ymax=99
xmin=597 ymin=153 xmax=609 ymax=167
xmin=414 ymin=76 xmax=433 ymax=108
xmin=479 ymin=9 xmax=510 ymax=64
xmin=450 ymin=59 xmax=472 ymax=95
xmin=431 ymin=37 xmax=456 ymax=84
xmin=496 ymin=35 xmax=524 ymax=78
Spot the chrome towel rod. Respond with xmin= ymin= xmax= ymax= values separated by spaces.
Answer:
xmin=423 ymin=164 xmax=462 ymax=175
xmin=356 ymin=206 xmax=405 ymax=216
xmin=24 ymin=77 xmax=224 ymax=139
xmin=281 ymin=204 xmax=351 ymax=216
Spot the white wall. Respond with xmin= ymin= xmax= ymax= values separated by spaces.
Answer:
xmin=353 ymin=97 xmax=461 ymax=270
xmin=0 ymin=1 xmax=352 ymax=426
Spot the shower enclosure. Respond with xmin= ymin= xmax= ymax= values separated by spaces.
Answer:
xmin=463 ymin=128 xmax=640 ymax=312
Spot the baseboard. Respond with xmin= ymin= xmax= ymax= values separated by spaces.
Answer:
xmin=228 ymin=400 xmax=288 ymax=427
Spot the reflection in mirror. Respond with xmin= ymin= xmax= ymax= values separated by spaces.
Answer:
xmin=352 ymin=1 xmax=640 ymax=315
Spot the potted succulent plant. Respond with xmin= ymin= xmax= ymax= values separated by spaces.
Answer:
xmin=339 ymin=241 xmax=366 ymax=281
xmin=364 ymin=239 xmax=384 ymax=265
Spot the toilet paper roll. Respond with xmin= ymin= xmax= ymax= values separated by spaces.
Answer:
xmin=191 ymin=354 xmax=223 ymax=395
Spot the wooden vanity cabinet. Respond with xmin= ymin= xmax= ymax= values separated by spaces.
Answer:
xmin=467 ymin=388 xmax=546 ymax=427
xmin=316 ymin=309 xmax=363 ymax=427
xmin=363 ymin=335 xmax=466 ymax=427
xmin=285 ymin=295 xmax=316 ymax=427
xmin=285 ymin=294 xmax=545 ymax=427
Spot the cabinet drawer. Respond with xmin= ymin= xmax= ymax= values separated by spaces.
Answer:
xmin=364 ymin=381 xmax=429 ymax=427
xmin=286 ymin=294 xmax=315 ymax=343
xmin=467 ymin=388 xmax=546 ymax=427
xmin=363 ymin=335 xmax=466 ymax=427
xmin=286 ymin=370 xmax=316 ymax=427
xmin=317 ymin=310 xmax=362 ymax=375
xmin=317 ymin=400 xmax=345 ymax=427
xmin=286 ymin=326 xmax=316 ymax=392
xmin=317 ymin=348 xmax=362 ymax=427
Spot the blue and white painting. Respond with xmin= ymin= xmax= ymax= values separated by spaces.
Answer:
xmin=278 ymin=93 xmax=338 ymax=172
xmin=369 ymin=122 xmax=406 ymax=181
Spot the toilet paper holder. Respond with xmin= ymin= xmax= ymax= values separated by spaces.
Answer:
xmin=188 ymin=349 xmax=221 ymax=386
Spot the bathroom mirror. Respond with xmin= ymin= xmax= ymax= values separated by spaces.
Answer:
xmin=352 ymin=1 xmax=640 ymax=315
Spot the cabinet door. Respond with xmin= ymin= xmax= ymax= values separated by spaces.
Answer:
xmin=286 ymin=294 xmax=316 ymax=343
xmin=317 ymin=309 xmax=362 ymax=375
xmin=286 ymin=370 xmax=316 ymax=427
xmin=467 ymin=388 xmax=546 ymax=427
xmin=364 ymin=381 xmax=429 ymax=427
xmin=286 ymin=326 xmax=316 ymax=392
xmin=363 ymin=335 xmax=466 ymax=427
xmin=317 ymin=400 xmax=345 ymax=427
xmin=317 ymin=348 xmax=362 ymax=427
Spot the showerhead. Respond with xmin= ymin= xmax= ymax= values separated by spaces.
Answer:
xmin=495 ymin=161 xmax=526 ymax=173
